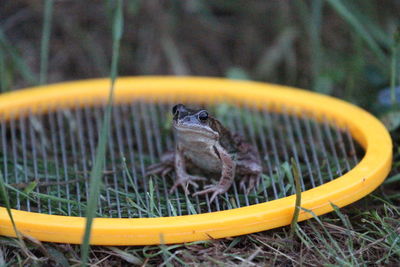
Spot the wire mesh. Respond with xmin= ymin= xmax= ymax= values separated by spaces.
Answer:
xmin=0 ymin=101 xmax=363 ymax=218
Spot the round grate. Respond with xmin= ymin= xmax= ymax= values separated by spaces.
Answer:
xmin=1 ymin=102 xmax=362 ymax=218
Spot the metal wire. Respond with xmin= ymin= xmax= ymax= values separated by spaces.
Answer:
xmin=0 ymin=102 xmax=362 ymax=218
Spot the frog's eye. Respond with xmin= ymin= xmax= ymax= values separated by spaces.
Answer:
xmin=198 ymin=111 xmax=208 ymax=122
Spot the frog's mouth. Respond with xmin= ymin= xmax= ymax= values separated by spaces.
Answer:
xmin=173 ymin=122 xmax=218 ymax=139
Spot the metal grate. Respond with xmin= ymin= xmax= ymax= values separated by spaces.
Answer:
xmin=0 ymin=102 xmax=362 ymax=218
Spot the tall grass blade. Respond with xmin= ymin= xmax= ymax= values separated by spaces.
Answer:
xmin=297 ymin=0 xmax=324 ymax=92
xmin=0 ymin=28 xmax=37 ymax=85
xmin=309 ymin=0 xmax=324 ymax=92
xmin=0 ymin=170 xmax=33 ymax=262
xmin=327 ymin=0 xmax=386 ymax=63
xmin=0 ymin=172 xmax=19 ymax=240
xmin=39 ymin=0 xmax=54 ymax=85
xmin=390 ymin=28 xmax=400 ymax=105
xmin=0 ymin=48 xmax=6 ymax=92
xmin=121 ymin=156 xmax=147 ymax=208
xmin=80 ymin=0 xmax=124 ymax=265
xmin=289 ymin=158 xmax=302 ymax=239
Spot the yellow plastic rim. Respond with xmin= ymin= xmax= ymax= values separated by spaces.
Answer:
xmin=0 ymin=76 xmax=392 ymax=245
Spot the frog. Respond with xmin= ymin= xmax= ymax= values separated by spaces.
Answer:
xmin=146 ymin=104 xmax=262 ymax=202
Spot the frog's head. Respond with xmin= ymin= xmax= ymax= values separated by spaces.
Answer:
xmin=172 ymin=104 xmax=218 ymax=139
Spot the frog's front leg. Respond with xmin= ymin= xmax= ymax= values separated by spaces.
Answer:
xmin=193 ymin=144 xmax=235 ymax=202
xmin=170 ymin=146 xmax=207 ymax=194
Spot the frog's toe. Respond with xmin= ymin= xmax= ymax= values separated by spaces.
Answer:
xmin=161 ymin=167 xmax=174 ymax=178
xmin=169 ymin=180 xmax=188 ymax=194
xmin=146 ymin=151 xmax=175 ymax=176
xmin=169 ymin=175 xmax=206 ymax=194
xmin=145 ymin=163 xmax=162 ymax=176
xmin=240 ymin=175 xmax=260 ymax=194
xmin=192 ymin=185 xmax=227 ymax=202
xmin=146 ymin=163 xmax=171 ymax=177
xmin=190 ymin=175 xmax=207 ymax=182
xmin=247 ymin=175 xmax=258 ymax=194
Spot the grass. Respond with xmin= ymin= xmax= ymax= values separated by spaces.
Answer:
xmin=0 ymin=172 xmax=19 ymax=242
xmin=326 ymin=0 xmax=387 ymax=64
xmin=289 ymin=158 xmax=302 ymax=240
xmin=390 ymin=27 xmax=400 ymax=105
xmin=80 ymin=0 xmax=123 ymax=265
xmin=0 ymin=28 xmax=37 ymax=89
xmin=0 ymin=195 xmax=398 ymax=265
xmin=39 ymin=0 xmax=54 ymax=85
xmin=0 ymin=0 xmax=399 ymax=266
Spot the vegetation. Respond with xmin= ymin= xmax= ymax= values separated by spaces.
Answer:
xmin=0 ymin=0 xmax=399 ymax=266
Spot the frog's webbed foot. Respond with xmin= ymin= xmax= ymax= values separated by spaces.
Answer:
xmin=239 ymin=174 xmax=261 ymax=194
xmin=170 ymin=174 xmax=207 ymax=195
xmin=193 ymin=183 xmax=229 ymax=203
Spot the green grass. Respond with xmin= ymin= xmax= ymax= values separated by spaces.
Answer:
xmin=0 ymin=194 xmax=398 ymax=265
xmin=0 ymin=0 xmax=399 ymax=266
xmin=80 ymin=0 xmax=124 ymax=265
xmin=39 ymin=0 xmax=54 ymax=85
xmin=327 ymin=0 xmax=387 ymax=64
xmin=0 ymin=28 xmax=37 ymax=89
xmin=289 ymin=158 xmax=302 ymax=240
xmin=390 ymin=27 xmax=400 ymax=105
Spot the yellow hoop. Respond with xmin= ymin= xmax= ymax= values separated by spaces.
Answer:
xmin=0 ymin=77 xmax=392 ymax=245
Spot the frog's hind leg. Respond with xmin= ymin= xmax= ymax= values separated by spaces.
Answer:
xmin=145 ymin=151 xmax=174 ymax=178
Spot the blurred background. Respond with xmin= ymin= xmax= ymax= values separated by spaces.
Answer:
xmin=0 ymin=0 xmax=399 ymax=110
xmin=0 ymin=1 xmax=400 ymax=265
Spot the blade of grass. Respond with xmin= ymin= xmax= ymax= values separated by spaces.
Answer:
xmin=0 ymin=48 xmax=7 ymax=92
xmin=121 ymin=156 xmax=147 ymax=209
xmin=168 ymin=199 xmax=177 ymax=216
xmin=159 ymin=234 xmax=187 ymax=267
xmin=39 ymin=0 xmax=54 ymax=85
xmin=289 ymin=158 xmax=302 ymax=240
xmin=0 ymin=171 xmax=35 ymax=261
xmin=326 ymin=0 xmax=386 ymax=63
xmin=0 ymin=28 xmax=37 ymax=85
xmin=309 ymin=0 xmax=324 ymax=92
xmin=80 ymin=0 xmax=124 ymax=265
xmin=0 ymin=173 xmax=20 ymax=240
xmin=296 ymin=0 xmax=324 ymax=92
xmin=106 ymin=246 xmax=143 ymax=265
xmin=390 ymin=27 xmax=400 ymax=105
xmin=148 ymin=178 xmax=155 ymax=217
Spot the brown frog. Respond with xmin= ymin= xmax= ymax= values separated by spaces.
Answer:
xmin=146 ymin=104 xmax=262 ymax=202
